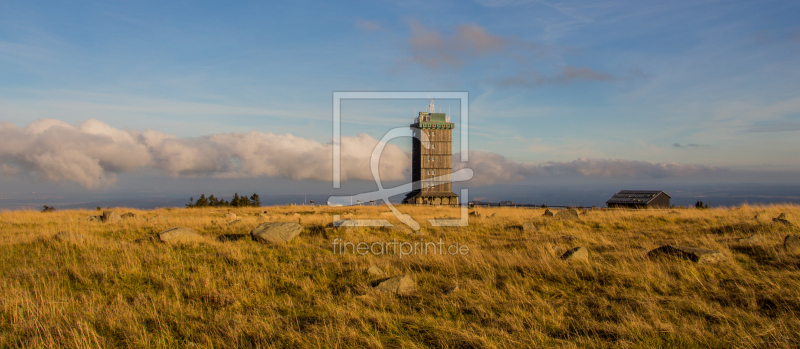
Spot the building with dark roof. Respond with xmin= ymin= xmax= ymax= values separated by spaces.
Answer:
xmin=606 ymin=190 xmax=671 ymax=209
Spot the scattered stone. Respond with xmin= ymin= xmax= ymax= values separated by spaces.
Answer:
xmin=469 ymin=211 xmax=480 ymax=217
xmin=373 ymin=275 xmax=415 ymax=295
xmin=736 ymin=234 xmax=762 ymax=244
xmin=784 ymin=235 xmax=800 ymax=252
xmin=367 ymin=265 xmax=384 ymax=276
xmin=560 ymin=246 xmax=589 ymax=261
xmin=647 ymin=245 xmax=726 ymax=263
xmin=120 ymin=212 xmax=139 ymax=220
xmin=773 ymin=213 xmax=794 ymax=226
xmin=53 ymin=231 xmax=86 ymax=244
xmin=522 ymin=222 xmax=538 ymax=232
xmin=158 ymin=227 xmax=206 ymax=244
xmin=227 ymin=219 xmax=242 ymax=225
xmin=443 ymin=285 xmax=459 ymax=295
xmin=224 ymin=213 xmax=237 ymax=219
xmin=542 ymin=209 xmax=554 ymax=217
xmin=250 ymin=222 xmax=303 ymax=243
xmin=101 ymin=211 xmax=122 ymax=223
xmin=85 ymin=215 xmax=101 ymax=222
xmin=555 ymin=209 xmax=581 ymax=221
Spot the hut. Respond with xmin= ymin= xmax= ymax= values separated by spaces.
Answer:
xmin=606 ymin=190 xmax=671 ymax=209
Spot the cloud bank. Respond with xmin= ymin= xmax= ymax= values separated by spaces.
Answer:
xmin=454 ymin=151 xmax=722 ymax=186
xmin=0 ymin=119 xmax=410 ymax=188
xmin=0 ymin=119 xmax=722 ymax=189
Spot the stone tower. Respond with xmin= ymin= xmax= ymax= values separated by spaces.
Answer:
xmin=403 ymin=99 xmax=459 ymax=205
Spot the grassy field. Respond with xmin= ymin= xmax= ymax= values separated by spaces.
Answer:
xmin=1 ymin=204 xmax=799 ymax=348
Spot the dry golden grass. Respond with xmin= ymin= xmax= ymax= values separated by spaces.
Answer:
xmin=1 ymin=204 xmax=799 ymax=348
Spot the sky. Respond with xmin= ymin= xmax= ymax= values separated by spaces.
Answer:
xmin=1 ymin=0 xmax=799 ymax=208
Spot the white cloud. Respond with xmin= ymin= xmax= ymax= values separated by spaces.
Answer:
xmin=0 ymin=118 xmax=410 ymax=188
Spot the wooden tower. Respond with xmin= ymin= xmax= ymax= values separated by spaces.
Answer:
xmin=402 ymin=99 xmax=459 ymax=205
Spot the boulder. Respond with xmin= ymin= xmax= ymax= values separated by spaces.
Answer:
xmin=158 ymin=227 xmax=206 ymax=244
xmin=785 ymin=235 xmax=800 ymax=252
xmin=250 ymin=222 xmax=303 ymax=243
xmin=542 ymin=209 xmax=554 ymax=217
xmin=560 ymin=246 xmax=588 ymax=261
xmin=647 ymin=245 xmax=725 ymax=263
xmin=522 ymin=222 xmax=538 ymax=232
xmin=367 ymin=265 xmax=384 ymax=276
xmin=53 ymin=231 xmax=86 ymax=244
xmin=555 ymin=209 xmax=581 ymax=221
xmin=101 ymin=211 xmax=122 ymax=223
xmin=224 ymin=213 xmax=237 ymax=219
xmin=736 ymin=234 xmax=762 ymax=244
xmin=373 ymin=275 xmax=415 ymax=295
xmin=773 ymin=213 xmax=794 ymax=226
xmin=469 ymin=211 xmax=480 ymax=217
xmin=120 ymin=212 xmax=139 ymax=220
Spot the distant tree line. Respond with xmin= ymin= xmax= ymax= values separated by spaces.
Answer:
xmin=695 ymin=200 xmax=709 ymax=209
xmin=186 ymin=193 xmax=261 ymax=208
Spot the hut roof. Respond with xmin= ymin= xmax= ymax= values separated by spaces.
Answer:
xmin=606 ymin=190 xmax=670 ymax=205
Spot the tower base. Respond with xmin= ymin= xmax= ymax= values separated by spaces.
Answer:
xmin=402 ymin=191 xmax=459 ymax=205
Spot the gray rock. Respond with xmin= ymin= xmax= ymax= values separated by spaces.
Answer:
xmin=101 ymin=211 xmax=122 ymax=223
xmin=784 ymin=235 xmax=800 ymax=251
xmin=85 ymin=215 xmax=100 ymax=222
xmin=560 ymin=246 xmax=589 ymax=261
xmin=53 ymin=231 xmax=86 ymax=244
xmin=227 ymin=219 xmax=242 ymax=225
xmin=522 ymin=221 xmax=538 ymax=232
xmin=367 ymin=265 xmax=384 ymax=276
xmin=121 ymin=212 xmax=139 ymax=220
xmin=774 ymin=213 xmax=794 ymax=226
xmin=737 ymin=234 xmax=762 ymax=244
xmin=158 ymin=227 xmax=206 ymax=244
xmin=250 ymin=222 xmax=303 ymax=243
xmin=542 ymin=209 xmax=554 ymax=217
xmin=374 ymin=275 xmax=415 ymax=295
xmin=647 ymin=245 xmax=725 ymax=263
xmin=224 ymin=213 xmax=237 ymax=219
xmin=555 ymin=209 xmax=581 ymax=221
xmin=469 ymin=211 xmax=480 ymax=217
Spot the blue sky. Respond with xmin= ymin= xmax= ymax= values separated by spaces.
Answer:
xmin=1 ymin=0 xmax=799 ymax=207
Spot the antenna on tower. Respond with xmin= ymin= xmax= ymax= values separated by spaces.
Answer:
xmin=428 ymin=98 xmax=435 ymax=114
